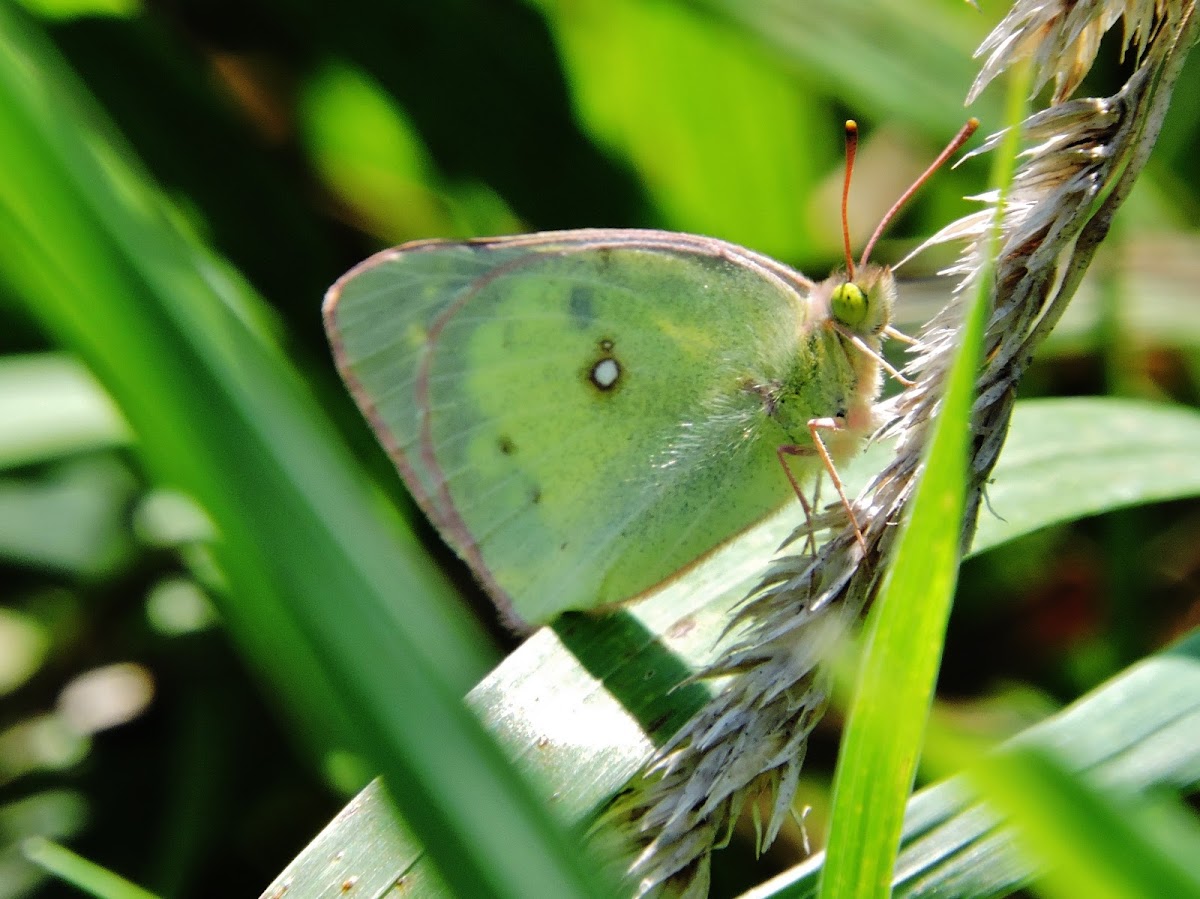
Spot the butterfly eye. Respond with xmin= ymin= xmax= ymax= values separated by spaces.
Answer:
xmin=830 ymin=281 xmax=870 ymax=330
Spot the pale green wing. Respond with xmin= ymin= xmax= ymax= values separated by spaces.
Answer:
xmin=324 ymin=229 xmax=820 ymax=625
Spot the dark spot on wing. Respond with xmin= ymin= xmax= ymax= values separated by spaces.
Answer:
xmin=498 ymin=435 xmax=516 ymax=455
xmin=530 ymin=486 xmax=542 ymax=505
xmin=569 ymin=286 xmax=594 ymax=328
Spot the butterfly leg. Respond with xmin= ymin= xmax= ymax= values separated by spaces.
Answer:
xmin=780 ymin=419 xmax=867 ymax=550
xmin=775 ymin=446 xmax=821 ymax=557
xmin=777 ymin=432 xmax=864 ymax=549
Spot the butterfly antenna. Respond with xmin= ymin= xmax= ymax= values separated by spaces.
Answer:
xmin=841 ymin=120 xmax=859 ymax=281
xmin=859 ymin=117 xmax=980 ymax=268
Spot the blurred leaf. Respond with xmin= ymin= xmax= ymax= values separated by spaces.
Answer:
xmin=0 ymin=608 xmax=49 ymax=696
xmin=143 ymin=577 xmax=216 ymax=637
xmin=12 ymin=0 xmax=138 ymax=21
xmin=299 ymin=63 xmax=520 ymax=242
xmin=966 ymin=746 xmax=1200 ymax=899
xmin=0 ymin=354 xmax=128 ymax=470
xmin=0 ymin=791 xmax=88 ymax=899
xmin=0 ymin=459 xmax=137 ymax=576
xmin=0 ymin=714 xmax=91 ymax=784
xmin=704 ymin=0 xmax=1002 ymax=136
xmin=531 ymin=0 xmax=829 ymax=258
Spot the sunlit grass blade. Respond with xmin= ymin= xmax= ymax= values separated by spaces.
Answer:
xmin=975 ymin=397 xmax=1200 ymax=552
xmin=815 ymin=246 xmax=982 ymax=899
xmin=261 ymin=501 xmax=785 ymax=897
xmin=0 ymin=8 xmax=608 ymax=898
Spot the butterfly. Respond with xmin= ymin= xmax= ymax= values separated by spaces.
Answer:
xmin=324 ymin=120 xmax=977 ymax=627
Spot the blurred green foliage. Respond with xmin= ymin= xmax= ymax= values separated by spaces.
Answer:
xmin=1 ymin=0 xmax=1199 ymax=897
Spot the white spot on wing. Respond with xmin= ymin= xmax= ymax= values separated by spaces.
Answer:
xmin=592 ymin=357 xmax=620 ymax=389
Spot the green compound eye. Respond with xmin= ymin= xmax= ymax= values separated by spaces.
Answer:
xmin=830 ymin=281 xmax=869 ymax=329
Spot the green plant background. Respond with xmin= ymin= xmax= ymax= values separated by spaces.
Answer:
xmin=2 ymin=0 xmax=1200 ymax=896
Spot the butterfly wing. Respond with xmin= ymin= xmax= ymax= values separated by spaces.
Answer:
xmin=325 ymin=229 xmax=819 ymax=625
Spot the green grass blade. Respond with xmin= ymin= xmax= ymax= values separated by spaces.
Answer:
xmin=260 ymin=498 xmax=786 ymax=897
xmin=816 ymin=62 xmax=1029 ymax=899
xmin=0 ymin=9 xmax=608 ymax=898
xmin=22 ymin=838 xmax=159 ymax=899
xmin=815 ymin=232 xmax=981 ymax=898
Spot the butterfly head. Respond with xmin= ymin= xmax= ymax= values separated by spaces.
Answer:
xmin=828 ymin=264 xmax=895 ymax=337
xmin=829 ymin=117 xmax=976 ymax=338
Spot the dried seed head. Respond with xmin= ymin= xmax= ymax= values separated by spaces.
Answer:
xmin=969 ymin=0 xmax=1188 ymax=104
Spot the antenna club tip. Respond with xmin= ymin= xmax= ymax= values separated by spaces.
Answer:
xmin=845 ymin=120 xmax=859 ymax=134
xmin=966 ymin=117 xmax=980 ymax=132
